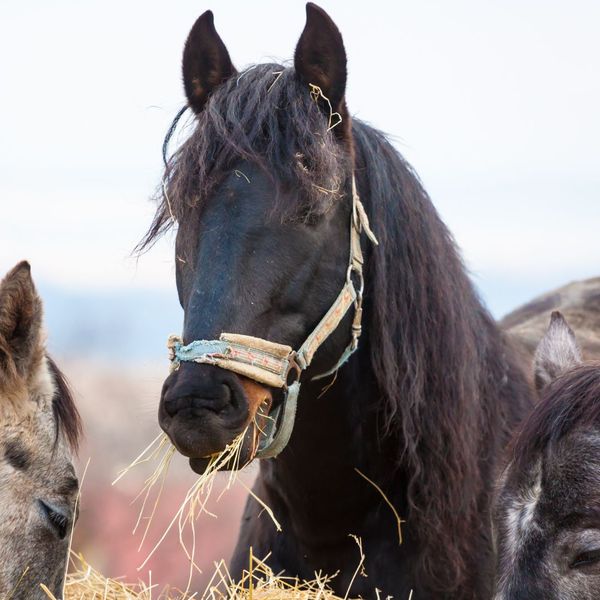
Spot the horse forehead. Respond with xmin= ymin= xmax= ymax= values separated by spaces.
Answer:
xmin=542 ymin=430 xmax=600 ymax=506
xmin=176 ymin=164 xmax=280 ymax=268
xmin=203 ymin=163 xmax=276 ymax=215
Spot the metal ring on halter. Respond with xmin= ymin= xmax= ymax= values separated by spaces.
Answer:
xmin=285 ymin=353 xmax=303 ymax=386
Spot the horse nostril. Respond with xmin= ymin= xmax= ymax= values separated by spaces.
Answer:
xmin=165 ymin=385 xmax=233 ymax=417
xmin=38 ymin=499 xmax=71 ymax=540
xmin=164 ymin=396 xmax=190 ymax=417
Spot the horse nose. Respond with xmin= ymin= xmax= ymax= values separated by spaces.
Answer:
xmin=37 ymin=499 xmax=73 ymax=540
xmin=163 ymin=378 xmax=233 ymax=418
xmin=162 ymin=363 xmax=238 ymax=418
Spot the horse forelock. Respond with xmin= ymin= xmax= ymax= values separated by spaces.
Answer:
xmin=138 ymin=63 xmax=351 ymax=254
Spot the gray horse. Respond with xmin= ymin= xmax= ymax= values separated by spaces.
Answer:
xmin=494 ymin=310 xmax=600 ymax=599
xmin=0 ymin=262 xmax=81 ymax=600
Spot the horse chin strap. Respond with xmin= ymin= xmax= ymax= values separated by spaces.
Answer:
xmin=167 ymin=174 xmax=378 ymax=459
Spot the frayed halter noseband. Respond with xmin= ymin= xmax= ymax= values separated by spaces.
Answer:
xmin=168 ymin=174 xmax=378 ymax=458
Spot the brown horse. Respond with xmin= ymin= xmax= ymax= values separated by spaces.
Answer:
xmin=0 ymin=262 xmax=81 ymax=600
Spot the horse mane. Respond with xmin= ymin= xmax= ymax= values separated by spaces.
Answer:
xmin=139 ymin=63 xmax=531 ymax=594
xmin=352 ymin=121 xmax=531 ymax=593
xmin=46 ymin=355 xmax=82 ymax=452
xmin=511 ymin=364 xmax=600 ymax=474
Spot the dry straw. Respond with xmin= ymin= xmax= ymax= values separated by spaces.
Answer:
xmin=112 ymin=428 xmax=252 ymax=593
xmin=42 ymin=553 xmax=157 ymax=600
xmin=41 ymin=551 xmax=349 ymax=600
xmin=41 ymin=543 xmax=404 ymax=600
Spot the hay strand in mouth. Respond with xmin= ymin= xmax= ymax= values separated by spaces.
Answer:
xmin=134 ymin=443 xmax=177 ymax=549
xmin=114 ymin=416 xmax=281 ymax=593
xmin=123 ymin=428 xmax=249 ymax=586
xmin=113 ymin=433 xmax=171 ymax=486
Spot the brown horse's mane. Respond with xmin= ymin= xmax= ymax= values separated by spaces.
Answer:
xmin=351 ymin=122 xmax=532 ymax=592
xmin=511 ymin=364 xmax=600 ymax=474
xmin=140 ymin=62 xmax=531 ymax=594
xmin=47 ymin=355 xmax=82 ymax=452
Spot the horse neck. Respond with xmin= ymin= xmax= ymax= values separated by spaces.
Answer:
xmin=259 ymin=343 xmax=398 ymax=530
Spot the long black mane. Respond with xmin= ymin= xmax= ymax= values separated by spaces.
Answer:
xmin=352 ymin=121 xmax=532 ymax=591
xmin=142 ymin=62 xmax=531 ymax=593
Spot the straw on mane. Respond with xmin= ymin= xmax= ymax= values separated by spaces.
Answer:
xmin=138 ymin=61 xmax=526 ymax=594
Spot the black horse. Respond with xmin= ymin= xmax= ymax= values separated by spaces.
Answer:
xmin=141 ymin=5 xmax=533 ymax=598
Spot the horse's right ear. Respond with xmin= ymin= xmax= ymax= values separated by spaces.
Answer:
xmin=533 ymin=311 xmax=582 ymax=393
xmin=182 ymin=10 xmax=236 ymax=115
xmin=0 ymin=262 xmax=43 ymax=379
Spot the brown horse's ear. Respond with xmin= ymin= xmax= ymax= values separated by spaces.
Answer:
xmin=0 ymin=261 xmax=43 ymax=378
xmin=534 ymin=311 xmax=582 ymax=393
xmin=182 ymin=10 xmax=236 ymax=115
xmin=294 ymin=3 xmax=347 ymax=116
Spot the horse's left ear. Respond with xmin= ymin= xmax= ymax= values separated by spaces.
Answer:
xmin=533 ymin=311 xmax=582 ymax=393
xmin=182 ymin=10 xmax=236 ymax=115
xmin=294 ymin=3 xmax=347 ymax=115
xmin=0 ymin=262 xmax=43 ymax=379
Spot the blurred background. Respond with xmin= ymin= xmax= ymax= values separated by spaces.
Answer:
xmin=1 ymin=0 xmax=599 ymax=592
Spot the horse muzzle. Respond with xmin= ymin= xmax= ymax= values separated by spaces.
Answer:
xmin=159 ymin=362 xmax=272 ymax=468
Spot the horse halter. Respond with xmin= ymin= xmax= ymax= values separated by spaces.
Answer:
xmin=167 ymin=174 xmax=378 ymax=459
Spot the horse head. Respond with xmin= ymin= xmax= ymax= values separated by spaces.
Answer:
xmin=494 ymin=312 xmax=600 ymax=599
xmin=0 ymin=262 xmax=81 ymax=599
xmin=152 ymin=5 xmax=362 ymax=473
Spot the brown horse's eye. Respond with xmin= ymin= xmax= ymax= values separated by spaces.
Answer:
xmin=571 ymin=549 xmax=600 ymax=569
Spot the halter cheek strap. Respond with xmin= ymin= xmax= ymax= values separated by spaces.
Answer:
xmin=167 ymin=174 xmax=378 ymax=458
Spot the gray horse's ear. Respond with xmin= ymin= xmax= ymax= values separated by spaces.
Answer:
xmin=182 ymin=10 xmax=236 ymax=115
xmin=534 ymin=311 xmax=582 ymax=393
xmin=0 ymin=261 xmax=43 ymax=379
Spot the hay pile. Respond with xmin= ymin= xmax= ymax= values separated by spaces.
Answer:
xmin=46 ymin=553 xmax=345 ymax=600
xmin=59 ymin=430 xmax=379 ymax=600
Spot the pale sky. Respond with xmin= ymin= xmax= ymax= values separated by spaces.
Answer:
xmin=1 ymin=0 xmax=599 ymax=321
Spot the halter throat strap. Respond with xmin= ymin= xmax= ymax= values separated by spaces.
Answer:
xmin=168 ymin=174 xmax=378 ymax=458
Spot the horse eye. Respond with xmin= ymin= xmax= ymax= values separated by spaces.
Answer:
xmin=571 ymin=549 xmax=600 ymax=569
